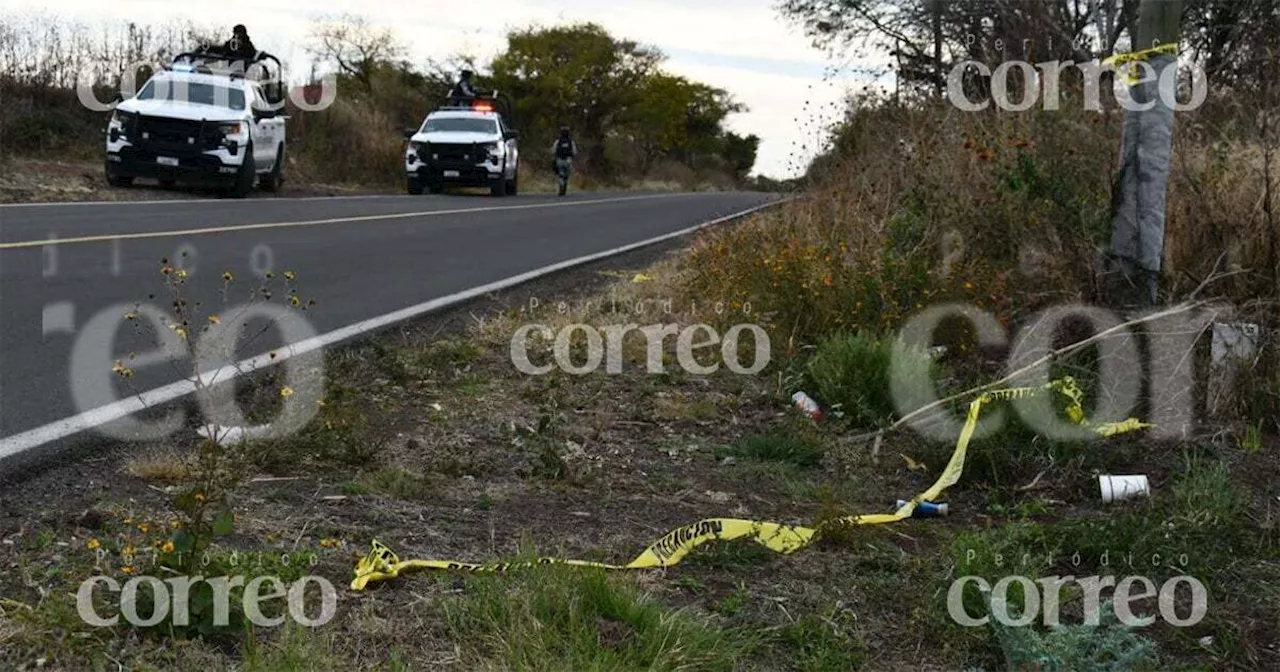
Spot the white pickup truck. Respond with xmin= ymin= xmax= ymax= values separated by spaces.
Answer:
xmin=404 ymin=99 xmax=520 ymax=196
xmin=105 ymin=50 xmax=287 ymax=198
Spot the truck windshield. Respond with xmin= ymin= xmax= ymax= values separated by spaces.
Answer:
xmin=137 ymin=80 xmax=246 ymax=110
xmin=422 ymin=118 xmax=498 ymax=134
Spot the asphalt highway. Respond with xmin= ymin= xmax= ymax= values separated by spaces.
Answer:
xmin=0 ymin=190 xmax=778 ymax=456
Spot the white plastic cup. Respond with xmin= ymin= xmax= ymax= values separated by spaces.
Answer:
xmin=1099 ymin=474 xmax=1149 ymax=503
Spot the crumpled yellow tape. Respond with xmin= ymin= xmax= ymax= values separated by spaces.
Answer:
xmin=1102 ymin=42 xmax=1179 ymax=86
xmin=351 ymin=376 xmax=1149 ymax=590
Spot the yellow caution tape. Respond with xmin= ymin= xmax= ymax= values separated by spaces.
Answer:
xmin=1102 ymin=43 xmax=1179 ymax=86
xmin=351 ymin=377 xmax=1150 ymax=590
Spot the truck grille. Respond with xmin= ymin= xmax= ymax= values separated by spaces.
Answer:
xmin=419 ymin=143 xmax=482 ymax=164
xmin=135 ymin=116 xmax=221 ymax=153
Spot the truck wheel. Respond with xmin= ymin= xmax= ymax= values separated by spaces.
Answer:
xmin=407 ymin=177 xmax=424 ymax=195
xmin=427 ymin=182 xmax=443 ymax=195
xmin=105 ymin=162 xmax=133 ymax=188
xmin=159 ymin=178 xmax=177 ymax=189
xmin=490 ymin=161 xmax=507 ymax=197
xmin=505 ymin=170 xmax=518 ymax=196
xmin=227 ymin=143 xmax=254 ymax=199
xmin=259 ymin=146 xmax=283 ymax=192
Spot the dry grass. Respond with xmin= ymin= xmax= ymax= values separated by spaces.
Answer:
xmin=125 ymin=451 xmax=194 ymax=483
xmin=683 ymin=95 xmax=1279 ymax=349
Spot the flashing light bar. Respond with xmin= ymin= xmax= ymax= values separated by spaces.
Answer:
xmin=473 ymin=102 xmax=493 ymax=111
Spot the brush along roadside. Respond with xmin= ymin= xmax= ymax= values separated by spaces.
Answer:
xmin=350 ymin=377 xmax=1148 ymax=590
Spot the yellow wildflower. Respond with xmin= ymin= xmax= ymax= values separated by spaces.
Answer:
xmin=87 ymin=538 xmax=101 ymax=550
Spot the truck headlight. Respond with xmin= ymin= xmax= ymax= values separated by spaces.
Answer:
xmin=109 ymin=109 xmax=134 ymax=139
xmin=218 ymin=121 xmax=247 ymax=139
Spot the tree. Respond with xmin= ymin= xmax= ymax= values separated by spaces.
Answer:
xmin=306 ymin=14 xmax=406 ymax=93
xmin=780 ymin=0 xmax=1142 ymax=94
xmin=489 ymin=23 xmax=663 ymax=174
xmin=720 ymin=132 xmax=760 ymax=180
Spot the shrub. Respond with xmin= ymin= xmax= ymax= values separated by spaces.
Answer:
xmin=803 ymin=331 xmax=935 ymax=429
xmin=989 ymin=598 xmax=1159 ymax=672
xmin=718 ymin=431 xmax=825 ymax=469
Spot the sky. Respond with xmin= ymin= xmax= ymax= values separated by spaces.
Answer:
xmin=2 ymin=0 xmax=893 ymax=178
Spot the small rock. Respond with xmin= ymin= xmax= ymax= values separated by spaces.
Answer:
xmin=704 ymin=491 xmax=733 ymax=504
xmin=1198 ymin=636 xmax=1214 ymax=648
xmin=720 ymin=456 xmax=736 ymax=466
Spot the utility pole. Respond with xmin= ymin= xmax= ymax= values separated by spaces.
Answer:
xmin=932 ymin=0 xmax=944 ymax=97
xmin=1104 ymin=0 xmax=1185 ymax=309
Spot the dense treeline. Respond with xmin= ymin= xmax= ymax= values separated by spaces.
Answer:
xmin=787 ymin=0 xmax=1279 ymax=185
xmin=0 ymin=11 xmax=760 ymax=188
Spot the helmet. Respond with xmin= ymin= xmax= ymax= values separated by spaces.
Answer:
xmin=460 ymin=69 xmax=473 ymax=78
xmin=233 ymin=24 xmax=247 ymax=35
xmin=559 ymin=126 xmax=570 ymax=135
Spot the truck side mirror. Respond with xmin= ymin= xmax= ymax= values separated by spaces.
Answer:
xmin=404 ymin=129 xmax=416 ymax=140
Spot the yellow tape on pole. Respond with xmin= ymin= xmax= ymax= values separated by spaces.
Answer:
xmin=351 ymin=377 xmax=1149 ymax=590
xmin=1102 ymin=42 xmax=1179 ymax=86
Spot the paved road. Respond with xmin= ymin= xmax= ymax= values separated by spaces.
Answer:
xmin=0 ymin=190 xmax=777 ymax=453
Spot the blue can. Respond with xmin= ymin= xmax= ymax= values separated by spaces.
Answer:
xmin=896 ymin=500 xmax=949 ymax=517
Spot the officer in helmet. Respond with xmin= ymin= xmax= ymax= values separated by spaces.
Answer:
xmin=448 ymin=69 xmax=481 ymax=105
xmin=221 ymin=25 xmax=257 ymax=59
xmin=551 ymin=126 xmax=577 ymax=196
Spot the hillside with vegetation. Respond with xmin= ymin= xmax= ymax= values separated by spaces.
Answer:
xmin=0 ymin=12 xmax=764 ymax=195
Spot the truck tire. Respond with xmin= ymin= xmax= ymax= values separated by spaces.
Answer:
xmin=227 ymin=143 xmax=255 ymax=199
xmin=505 ymin=169 xmax=518 ymax=196
xmin=105 ymin=162 xmax=133 ymax=188
xmin=407 ymin=176 xmax=424 ymax=195
xmin=259 ymin=145 xmax=283 ymax=192
xmin=490 ymin=161 xmax=506 ymax=197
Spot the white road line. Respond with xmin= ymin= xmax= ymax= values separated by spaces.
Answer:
xmin=0 ymin=193 xmax=690 ymax=249
xmin=0 ymin=197 xmax=786 ymax=460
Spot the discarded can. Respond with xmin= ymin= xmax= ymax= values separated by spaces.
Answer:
xmin=791 ymin=391 xmax=822 ymax=420
xmin=1098 ymin=474 xmax=1149 ymax=503
xmin=897 ymin=500 xmax=949 ymax=517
